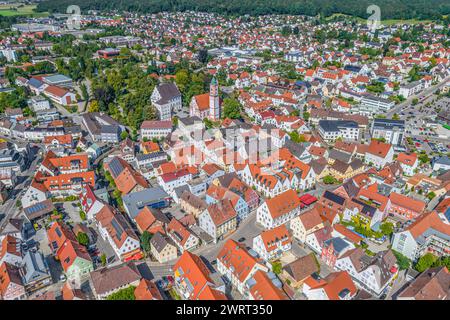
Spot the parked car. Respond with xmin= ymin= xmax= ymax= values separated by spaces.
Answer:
xmin=238 ymin=237 xmax=246 ymax=242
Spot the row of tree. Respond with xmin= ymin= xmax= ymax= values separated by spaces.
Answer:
xmin=36 ymin=0 xmax=450 ymax=21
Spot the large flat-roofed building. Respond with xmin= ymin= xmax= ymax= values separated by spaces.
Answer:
xmin=318 ymin=120 xmax=360 ymax=142
xmin=371 ymin=118 xmax=405 ymax=146
xmin=359 ymin=94 xmax=395 ymax=116
xmin=122 ymin=187 xmax=171 ymax=220
xmin=42 ymin=74 xmax=73 ymax=88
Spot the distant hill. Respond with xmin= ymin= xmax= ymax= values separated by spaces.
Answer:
xmin=36 ymin=0 xmax=450 ymax=20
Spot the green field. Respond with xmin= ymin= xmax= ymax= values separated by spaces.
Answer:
xmin=0 ymin=4 xmax=48 ymax=17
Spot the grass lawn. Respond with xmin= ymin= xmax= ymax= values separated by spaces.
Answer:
xmin=0 ymin=4 xmax=48 ymax=17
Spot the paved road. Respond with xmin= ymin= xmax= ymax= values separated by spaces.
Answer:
xmin=0 ymin=139 xmax=43 ymax=233
xmin=386 ymin=76 xmax=450 ymax=118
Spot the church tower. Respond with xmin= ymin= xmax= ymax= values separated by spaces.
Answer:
xmin=209 ymin=77 xmax=220 ymax=121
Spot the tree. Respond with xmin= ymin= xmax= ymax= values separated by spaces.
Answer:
xmin=175 ymin=69 xmax=190 ymax=93
xmin=393 ymin=250 xmax=411 ymax=270
xmin=77 ymin=232 xmax=89 ymax=246
xmin=418 ymin=153 xmax=430 ymax=164
xmin=415 ymin=253 xmax=438 ymax=272
xmin=222 ymin=98 xmax=241 ymax=119
xmin=120 ymin=130 xmax=129 ymax=140
xmin=106 ymin=286 xmax=136 ymax=300
xmin=140 ymin=231 xmax=153 ymax=253
xmin=100 ymin=254 xmax=107 ymax=266
xmin=302 ymin=112 xmax=310 ymax=122
xmin=432 ymin=256 xmax=450 ymax=269
xmin=271 ymin=261 xmax=282 ymax=275
xmin=380 ymin=222 xmax=394 ymax=236
xmin=288 ymin=131 xmax=305 ymax=143
xmin=427 ymin=191 xmax=436 ymax=201
xmin=392 ymin=113 xmax=400 ymax=120
xmin=323 ymin=175 xmax=337 ymax=185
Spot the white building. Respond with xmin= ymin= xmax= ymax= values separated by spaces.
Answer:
xmin=318 ymin=120 xmax=360 ymax=142
xmin=365 ymin=140 xmax=394 ymax=169
xmin=151 ymin=83 xmax=182 ymax=120
xmin=256 ymin=189 xmax=302 ymax=230
xmin=140 ymin=120 xmax=172 ymax=140
xmin=252 ymin=225 xmax=292 ymax=261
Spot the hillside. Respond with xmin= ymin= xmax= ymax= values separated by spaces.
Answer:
xmin=36 ymin=0 xmax=450 ymax=20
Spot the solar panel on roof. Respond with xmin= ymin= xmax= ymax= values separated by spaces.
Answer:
xmin=25 ymin=202 xmax=47 ymax=214
xmin=109 ymin=157 xmax=124 ymax=178
xmin=111 ymin=218 xmax=123 ymax=239
xmin=323 ymin=191 xmax=345 ymax=206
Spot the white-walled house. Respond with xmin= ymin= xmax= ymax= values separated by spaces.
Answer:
xmin=252 ymin=225 xmax=292 ymax=261
xmin=256 ymin=189 xmax=302 ymax=229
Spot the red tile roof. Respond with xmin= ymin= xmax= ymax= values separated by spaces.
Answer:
xmin=249 ymin=270 xmax=289 ymax=300
xmin=304 ymin=271 xmax=357 ymax=300
xmin=217 ymin=239 xmax=265 ymax=283
xmin=265 ymin=189 xmax=301 ymax=220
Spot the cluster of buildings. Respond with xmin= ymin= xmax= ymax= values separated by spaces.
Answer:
xmin=0 ymin=11 xmax=449 ymax=301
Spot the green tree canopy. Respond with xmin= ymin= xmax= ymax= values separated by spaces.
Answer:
xmin=77 ymin=232 xmax=89 ymax=246
xmin=222 ymin=98 xmax=242 ymax=119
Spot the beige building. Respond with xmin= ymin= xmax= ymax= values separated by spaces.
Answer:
xmin=290 ymin=207 xmax=324 ymax=243
xmin=150 ymin=232 xmax=178 ymax=263
xmin=180 ymin=191 xmax=207 ymax=218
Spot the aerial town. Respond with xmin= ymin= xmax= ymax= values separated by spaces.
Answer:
xmin=0 ymin=7 xmax=449 ymax=302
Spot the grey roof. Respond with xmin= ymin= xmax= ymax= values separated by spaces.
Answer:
xmin=318 ymin=120 xmax=359 ymax=132
xmin=179 ymin=116 xmax=202 ymax=126
xmin=0 ymin=218 xmax=24 ymax=236
xmin=341 ymin=180 xmax=360 ymax=198
xmin=43 ymin=74 xmax=72 ymax=84
xmin=328 ymin=149 xmax=353 ymax=164
xmin=323 ymin=190 xmax=346 ymax=206
xmin=24 ymin=199 xmax=55 ymax=221
xmin=28 ymin=78 xmax=44 ymax=88
xmin=372 ymin=118 xmax=405 ymax=130
xmin=435 ymin=156 xmax=450 ymax=166
xmin=122 ymin=187 xmax=170 ymax=219
xmin=323 ymin=237 xmax=351 ymax=254
xmin=154 ymin=83 xmax=181 ymax=104
xmin=150 ymin=231 xmax=174 ymax=253
xmin=22 ymin=251 xmax=50 ymax=285
xmin=108 ymin=156 xmax=125 ymax=178
xmin=100 ymin=125 xmax=120 ymax=135
xmin=136 ymin=151 xmax=167 ymax=162
xmin=173 ymin=185 xmax=190 ymax=199
xmin=90 ymin=262 xmax=141 ymax=296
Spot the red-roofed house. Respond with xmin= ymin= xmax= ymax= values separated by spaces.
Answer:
xmin=43 ymin=85 xmax=76 ymax=106
xmin=392 ymin=211 xmax=450 ymax=260
xmin=95 ymin=205 xmax=141 ymax=261
xmin=302 ymin=271 xmax=357 ymax=300
xmin=257 ymin=189 xmax=302 ymax=229
xmin=365 ymin=140 xmax=394 ymax=169
xmin=252 ymin=224 xmax=292 ymax=261
xmin=173 ymin=251 xmax=227 ymax=300
xmin=217 ymin=239 xmax=268 ymax=295
xmin=166 ymin=218 xmax=200 ymax=252
xmin=397 ymin=152 xmax=419 ymax=176
xmin=388 ymin=192 xmax=426 ymax=220
xmin=248 ymin=270 xmax=289 ymax=300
